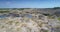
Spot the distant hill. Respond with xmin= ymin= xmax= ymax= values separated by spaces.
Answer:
xmin=0 ymin=7 xmax=60 ymax=16
xmin=34 ymin=7 xmax=60 ymax=16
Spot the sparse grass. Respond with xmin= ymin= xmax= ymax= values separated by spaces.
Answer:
xmin=6 ymin=21 xmax=13 ymax=25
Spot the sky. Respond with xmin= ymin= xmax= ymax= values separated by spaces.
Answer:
xmin=0 ymin=0 xmax=60 ymax=8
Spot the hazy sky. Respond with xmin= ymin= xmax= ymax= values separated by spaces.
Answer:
xmin=0 ymin=0 xmax=60 ymax=8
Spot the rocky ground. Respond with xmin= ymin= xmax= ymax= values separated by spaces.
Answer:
xmin=0 ymin=8 xmax=60 ymax=32
xmin=0 ymin=13 xmax=60 ymax=32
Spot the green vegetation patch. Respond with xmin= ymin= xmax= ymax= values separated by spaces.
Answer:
xmin=0 ymin=11 xmax=10 ymax=13
xmin=58 ymin=17 xmax=60 ymax=21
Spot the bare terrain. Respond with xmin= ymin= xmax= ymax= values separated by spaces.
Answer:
xmin=0 ymin=7 xmax=60 ymax=32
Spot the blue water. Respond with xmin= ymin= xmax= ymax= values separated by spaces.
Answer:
xmin=0 ymin=14 xmax=32 ymax=18
xmin=26 ymin=14 xmax=32 ymax=18
xmin=0 ymin=15 xmax=7 ymax=18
